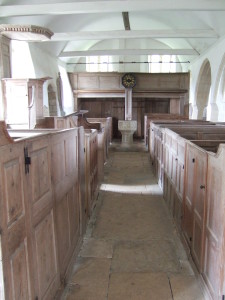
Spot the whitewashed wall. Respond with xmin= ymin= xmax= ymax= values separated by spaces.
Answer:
xmin=11 ymin=41 xmax=74 ymax=115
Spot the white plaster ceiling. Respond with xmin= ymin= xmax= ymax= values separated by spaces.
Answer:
xmin=0 ymin=0 xmax=225 ymax=67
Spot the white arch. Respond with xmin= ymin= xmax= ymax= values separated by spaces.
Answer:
xmin=213 ymin=53 xmax=225 ymax=121
xmin=195 ymin=59 xmax=211 ymax=120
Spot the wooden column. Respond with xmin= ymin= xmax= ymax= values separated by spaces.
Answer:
xmin=170 ymin=98 xmax=180 ymax=114
xmin=125 ymin=88 xmax=132 ymax=120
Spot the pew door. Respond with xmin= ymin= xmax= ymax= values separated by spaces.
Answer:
xmin=183 ymin=144 xmax=195 ymax=245
xmin=0 ymin=142 xmax=34 ymax=299
xmin=191 ymin=147 xmax=207 ymax=272
xmin=51 ymin=129 xmax=80 ymax=279
xmin=203 ymin=146 xmax=225 ymax=299
xmin=25 ymin=136 xmax=60 ymax=299
xmin=183 ymin=143 xmax=207 ymax=272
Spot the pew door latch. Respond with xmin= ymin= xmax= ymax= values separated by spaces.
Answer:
xmin=24 ymin=147 xmax=31 ymax=174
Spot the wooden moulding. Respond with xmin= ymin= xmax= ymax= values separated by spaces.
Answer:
xmin=0 ymin=121 xmax=13 ymax=146
xmin=0 ymin=127 xmax=82 ymax=299
xmin=0 ymin=24 xmax=54 ymax=41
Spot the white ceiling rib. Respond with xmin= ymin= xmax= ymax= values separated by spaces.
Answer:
xmin=1 ymin=1 xmax=225 ymax=17
xmin=51 ymin=30 xmax=218 ymax=42
xmin=59 ymin=49 xmax=199 ymax=57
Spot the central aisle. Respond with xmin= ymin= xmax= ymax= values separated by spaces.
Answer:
xmin=62 ymin=141 xmax=205 ymax=300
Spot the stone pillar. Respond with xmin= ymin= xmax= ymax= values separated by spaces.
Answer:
xmin=125 ymin=88 xmax=132 ymax=120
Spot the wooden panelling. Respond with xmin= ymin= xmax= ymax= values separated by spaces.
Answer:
xmin=10 ymin=240 xmax=30 ymax=300
xmin=82 ymin=99 xmax=173 ymax=139
xmin=192 ymin=149 xmax=207 ymax=271
xmin=4 ymin=158 xmax=24 ymax=225
xmin=34 ymin=211 xmax=57 ymax=299
xmin=78 ymin=126 xmax=87 ymax=235
xmin=183 ymin=143 xmax=207 ymax=272
xmin=0 ymin=142 xmax=34 ymax=300
xmin=68 ymin=186 xmax=80 ymax=245
xmin=99 ymin=75 xmax=120 ymax=89
xmin=204 ymin=146 xmax=225 ymax=299
xmin=68 ymin=72 xmax=189 ymax=93
xmin=35 ymin=113 xmax=105 ymax=238
xmin=85 ymin=129 xmax=98 ymax=217
xmin=0 ymin=126 xmax=87 ymax=299
xmin=145 ymin=113 xmax=187 ymax=146
xmin=51 ymin=130 xmax=79 ymax=279
xmin=149 ymin=119 xmax=225 ymax=300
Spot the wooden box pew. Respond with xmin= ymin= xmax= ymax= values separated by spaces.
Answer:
xmin=161 ymin=125 xmax=225 ymax=203
xmin=148 ymin=121 xmax=203 ymax=167
xmin=0 ymin=122 xmax=84 ymax=300
xmin=144 ymin=113 xmax=188 ymax=146
xmin=163 ymin=129 xmax=186 ymax=229
xmin=182 ymin=140 xmax=225 ymax=300
xmin=35 ymin=112 xmax=107 ymax=209
xmin=8 ymin=128 xmax=60 ymax=141
xmin=168 ymin=125 xmax=225 ymax=140
xmin=86 ymin=118 xmax=112 ymax=182
xmin=84 ymin=129 xmax=98 ymax=219
xmin=87 ymin=117 xmax=112 ymax=159
xmin=149 ymin=122 xmax=225 ymax=164
xmin=149 ymin=123 xmax=225 ymax=232
xmin=148 ymin=119 xmax=225 ymax=299
xmin=189 ymin=139 xmax=225 ymax=153
xmin=150 ymin=123 xmax=225 ymax=299
xmin=37 ymin=114 xmax=108 ymax=184
xmin=148 ymin=119 xmax=213 ymax=157
xmin=35 ymin=113 xmax=79 ymax=129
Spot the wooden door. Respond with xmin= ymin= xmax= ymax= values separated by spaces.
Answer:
xmin=183 ymin=144 xmax=196 ymax=246
xmin=25 ymin=135 xmax=59 ymax=299
xmin=203 ymin=146 xmax=225 ymax=299
xmin=0 ymin=142 xmax=34 ymax=299
xmin=183 ymin=143 xmax=207 ymax=272
xmin=174 ymin=140 xmax=185 ymax=230
xmin=192 ymin=149 xmax=207 ymax=272
xmin=51 ymin=129 xmax=80 ymax=279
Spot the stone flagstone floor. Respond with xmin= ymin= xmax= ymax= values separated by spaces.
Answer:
xmin=61 ymin=140 xmax=206 ymax=300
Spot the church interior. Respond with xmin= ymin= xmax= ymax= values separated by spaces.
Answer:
xmin=0 ymin=1 xmax=225 ymax=299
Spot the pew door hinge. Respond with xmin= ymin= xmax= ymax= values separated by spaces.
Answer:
xmin=24 ymin=147 xmax=31 ymax=174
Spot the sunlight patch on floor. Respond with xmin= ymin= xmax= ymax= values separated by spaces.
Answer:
xmin=100 ymin=183 xmax=162 ymax=195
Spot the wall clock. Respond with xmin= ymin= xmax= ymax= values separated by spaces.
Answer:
xmin=122 ymin=73 xmax=136 ymax=88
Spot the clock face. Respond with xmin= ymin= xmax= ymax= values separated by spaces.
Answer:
xmin=122 ymin=73 xmax=136 ymax=88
